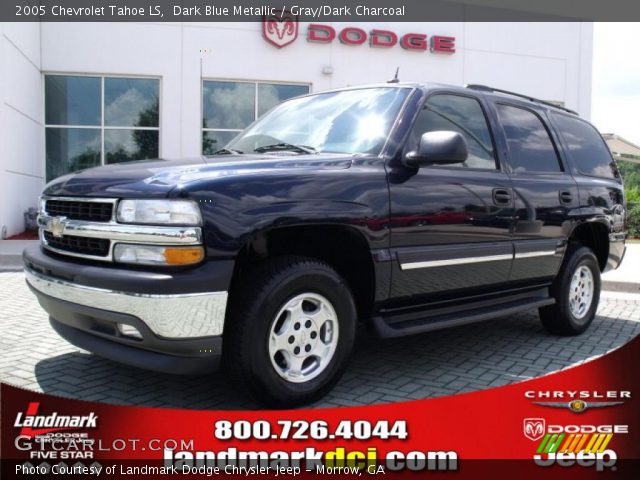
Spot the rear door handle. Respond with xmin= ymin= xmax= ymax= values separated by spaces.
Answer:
xmin=559 ymin=191 xmax=573 ymax=204
xmin=492 ymin=188 xmax=511 ymax=206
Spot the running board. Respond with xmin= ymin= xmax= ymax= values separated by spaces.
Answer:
xmin=372 ymin=296 xmax=555 ymax=338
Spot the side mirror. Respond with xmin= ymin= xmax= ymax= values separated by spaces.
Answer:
xmin=404 ymin=131 xmax=468 ymax=168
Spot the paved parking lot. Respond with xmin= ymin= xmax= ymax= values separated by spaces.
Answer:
xmin=1 ymin=271 xmax=639 ymax=410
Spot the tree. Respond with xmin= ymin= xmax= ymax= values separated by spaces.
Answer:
xmin=619 ymin=160 xmax=640 ymax=194
xmin=132 ymin=97 xmax=159 ymax=159
xmin=202 ymin=118 xmax=217 ymax=155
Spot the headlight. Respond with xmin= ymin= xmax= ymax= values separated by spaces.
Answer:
xmin=114 ymin=244 xmax=205 ymax=266
xmin=117 ymin=199 xmax=202 ymax=225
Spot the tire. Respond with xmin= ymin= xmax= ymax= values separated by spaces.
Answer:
xmin=539 ymin=245 xmax=601 ymax=336
xmin=224 ymin=255 xmax=357 ymax=408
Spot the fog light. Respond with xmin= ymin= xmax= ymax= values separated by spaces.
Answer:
xmin=113 ymin=244 xmax=204 ymax=266
xmin=118 ymin=323 xmax=142 ymax=340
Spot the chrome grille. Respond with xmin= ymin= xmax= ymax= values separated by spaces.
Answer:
xmin=43 ymin=231 xmax=110 ymax=257
xmin=38 ymin=196 xmax=202 ymax=262
xmin=45 ymin=199 xmax=113 ymax=222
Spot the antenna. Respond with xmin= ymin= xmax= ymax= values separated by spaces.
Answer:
xmin=388 ymin=67 xmax=400 ymax=84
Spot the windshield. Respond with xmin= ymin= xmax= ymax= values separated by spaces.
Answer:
xmin=226 ymin=87 xmax=410 ymax=155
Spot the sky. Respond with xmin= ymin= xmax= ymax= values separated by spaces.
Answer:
xmin=591 ymin=23 xmax=640 ymax=146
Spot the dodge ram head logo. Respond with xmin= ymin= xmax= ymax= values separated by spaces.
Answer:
xmin=49 ymin=217 xmax=67 ymax=238
xmin=524 ymin=418 xmax=546 ymax=441
xmin=262 ymin=11 xmax=298 ymax=48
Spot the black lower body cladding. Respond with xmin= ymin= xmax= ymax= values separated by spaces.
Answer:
xmin=23 ymin=244 xmax=234 ymax=375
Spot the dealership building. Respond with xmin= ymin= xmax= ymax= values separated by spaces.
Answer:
xmin=0 ymin=21 xmax=594 ymax=237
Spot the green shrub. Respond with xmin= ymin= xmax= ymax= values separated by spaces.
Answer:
xmin=628 ymin=204 xmax=640 ymax=238
xmin=625 ymin=186 xmax=640 ymax=204
xmin=619 ymin=161 xmax=640 ymax=189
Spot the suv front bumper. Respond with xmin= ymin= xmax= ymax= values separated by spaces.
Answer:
xmin=23 ymin=244 xmax=234 ymax=374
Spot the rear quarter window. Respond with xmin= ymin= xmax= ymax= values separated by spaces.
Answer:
xmin=551 ymin=113 xmax=619 ymax=179
xmin=496 ymin=104 xmax=562 ymax=174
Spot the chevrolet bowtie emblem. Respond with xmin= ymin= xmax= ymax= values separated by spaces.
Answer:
xmin=49 ymin=216 xmax=67 ymax=238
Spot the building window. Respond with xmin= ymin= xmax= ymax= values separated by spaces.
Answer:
xmin=202 ymin=80 xmax=309 ymax=155
xmin=45 ymin=75 xmax=160 ymax=181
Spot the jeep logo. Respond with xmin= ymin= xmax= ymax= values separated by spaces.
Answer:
xmin=534 ymin=451 xmax=617 ymax=471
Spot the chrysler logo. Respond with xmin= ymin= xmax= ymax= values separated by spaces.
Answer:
xmin=533 ymin=400 xmax=624 ymax=413
xmin=49 ymin=217 xmax=67 ymax=238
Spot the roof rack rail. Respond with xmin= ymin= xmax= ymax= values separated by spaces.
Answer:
xmin=465 ymin=84 xmax=579 ymax=115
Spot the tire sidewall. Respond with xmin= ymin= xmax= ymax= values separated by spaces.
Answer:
xmin=557 ymin=248 xmax=601 ymax=332
xmin=244 ymin=265 xmax=356 ymax=403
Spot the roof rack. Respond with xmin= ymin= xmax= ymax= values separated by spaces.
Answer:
xmin=465 ymin=84 xmax=579 ymax=115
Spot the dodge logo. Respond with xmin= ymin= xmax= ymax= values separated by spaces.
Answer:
xmin=49 ymin=217 xmax=67 ymax=238
xmin=524 ymin=418 xmax=546 ymax=441
xmin=262 ymin=11 xmax=298 ymax=49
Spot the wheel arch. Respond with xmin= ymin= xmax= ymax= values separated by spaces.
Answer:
xmin=567 ymin=220 xmax=610 ymax=272
xmin=231 ymin=224 xmax=377 ymax=319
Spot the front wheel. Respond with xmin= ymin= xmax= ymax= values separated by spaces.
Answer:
xmin=539 ymin=245 xmax=601 ymax=336
xmin=224 ymin=256 xmax=357 ymax=408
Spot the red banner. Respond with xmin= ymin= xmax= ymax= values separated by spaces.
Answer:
xmin=2 ymin=334 xmax=639 ymax=478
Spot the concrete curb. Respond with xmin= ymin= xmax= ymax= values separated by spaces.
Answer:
xmin=0 ymin=240 xmax=37 ymax=271
xmin=0 ymin=258 xmax=24 ymax=272
xmin=0 ymin=267 xmax=23 ymax=272
xmin=602 ymin=281 xmax=640 ymax=294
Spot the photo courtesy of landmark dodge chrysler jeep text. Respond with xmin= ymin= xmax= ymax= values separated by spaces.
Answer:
xmin=24 ymin=83 xmax=627 ymax=407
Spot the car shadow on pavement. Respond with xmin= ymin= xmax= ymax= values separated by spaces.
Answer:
xmin=34 ymin=352 xmax=260 ymax=410
xmin=33 ymin=310 xmax=640 ymax=410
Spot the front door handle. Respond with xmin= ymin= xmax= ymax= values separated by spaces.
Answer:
xmin=559 ymin=191 xmax=573 ymax=204
xmin=492 ymin=188 xmax=511 ymax=206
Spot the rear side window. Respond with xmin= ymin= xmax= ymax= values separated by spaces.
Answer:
xmin=496 ymin=104 xmax=562 ymax=173
xmin=408 ymin=94 xmax=496 ymax=169
xmin=552 ymin=113 xmax=618 ymax=179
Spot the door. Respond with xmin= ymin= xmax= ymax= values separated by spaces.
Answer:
xmin=387 ymin=92 xmax=515 ymax=303
xmin=491 ymin=102 xmax=577 ymax=282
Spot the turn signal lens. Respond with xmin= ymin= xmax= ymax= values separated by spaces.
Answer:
xmin=113 ymin=244 xmax=204 ymax=266
xmin=164 ymin=247 xmax=205 ymax=265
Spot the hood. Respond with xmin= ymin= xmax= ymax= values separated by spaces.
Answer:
xmin=43 ymin=154 xmax=353 ymax=198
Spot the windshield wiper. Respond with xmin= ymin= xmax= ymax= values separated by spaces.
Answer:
xmin=254 ymin=143 xmax=317 ymax=154
xmin=209 ymin=148 xmax=243 ymax=155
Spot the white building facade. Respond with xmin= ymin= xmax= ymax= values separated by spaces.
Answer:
xmin=0 ymin=21 xmax=593 ymax=237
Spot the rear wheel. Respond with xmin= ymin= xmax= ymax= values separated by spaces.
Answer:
xmin=539 ymin=245 xmax=601 ymax=336
xmin=224 ymin=256 xmax=356 ymax=407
